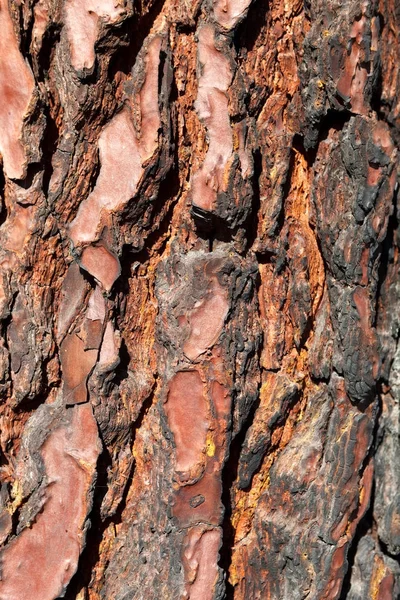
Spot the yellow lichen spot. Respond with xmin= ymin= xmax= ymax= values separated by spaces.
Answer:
xmin=323 ymin=29 xmax=330 ymax=37
xmin=317 ymin=80 xmax=325 ymax=89
xmin=77 ymin=458 xmax=93 ymax=474
xmin=206 ymin=434 xmax=216 ymax=457
xmin=370 ymin=557 xmax=386 ymax=600
xmin=229 ymin=566 xmax=240 ymax=587
xmin=270 ymin=165 xmax=278 ymax=181
xmin=232 ymin=130 xmax=239 ymax=152
xmin=259 ymin=380 xmax=271 ymax=402
xmin=359 ymin=483 xmax=365 ymax=506
xmin=9 ymin=479 xmax=23 ymax=513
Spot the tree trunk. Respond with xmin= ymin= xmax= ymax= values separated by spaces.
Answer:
xmin=0 ymin=0 xmax=398 ymax=598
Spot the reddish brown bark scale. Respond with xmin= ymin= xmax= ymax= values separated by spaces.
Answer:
xmin=0 ymin=0 xmax=398 ymax=598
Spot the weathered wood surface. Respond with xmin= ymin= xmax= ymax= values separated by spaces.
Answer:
xmin=0 ymin=0 xmax=398 ymax=598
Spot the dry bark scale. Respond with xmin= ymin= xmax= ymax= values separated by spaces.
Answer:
xmin=0 ymin=0 xmax=398 ymax=598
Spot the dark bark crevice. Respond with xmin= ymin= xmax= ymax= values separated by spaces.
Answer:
xmin=108 ymin=0 xmax=166 ymax=80
xmin=219 ymin=396 xmax=262 ymax=600
xmin=0 ymin=166 xmax=6 ymax=227
xmin=339 ymin=483 xmax=375 ymax=600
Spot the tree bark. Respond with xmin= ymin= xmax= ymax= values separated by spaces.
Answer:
xmin=0 ymin=0 xmax=398 ymax=598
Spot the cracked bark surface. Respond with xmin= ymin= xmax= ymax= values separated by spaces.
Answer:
xmin=0 ymin=0 xmax=399 ymax=598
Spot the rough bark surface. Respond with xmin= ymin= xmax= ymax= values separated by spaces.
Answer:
xmin=0 ymin=0 xmax=398 ymax=599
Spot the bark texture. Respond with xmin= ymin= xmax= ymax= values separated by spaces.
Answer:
xmin=0 ymin=0 xmax=399 ymax=598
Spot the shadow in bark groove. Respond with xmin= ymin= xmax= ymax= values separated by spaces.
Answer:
xmin=220 ymin=401 xmax=262 ymax=599
xmin=239 ymin=382 xmax=302 ymax=492
xmin=302 ymin=110 xmax=353 ymax=162
xmin=108 ymin=0 xmax=166 ymax=80
xmin=0 ymin=166 xmax=6 ymax=227
xmin=17 ymin=3 xmax=35 ymax=72
xmin=115 ymin=67 xmax=180 ymax=273
xmin=111 ymin=337 xmax=131 ymax=387
xmin=234 ymin=0 xmax=270 ymax=53
xmin=339 ymin=488 xmax=375 ymax=599
xmin=41 ymin=107 xmax=60 ymax=198
xmin=245 ymin=148 xmax=262 ymax=251
xmin=116 ymin=153 xmax=180 ymax=278
xmin=219 ymin=340 xmax=264 ymax=597
xmin=60 ymin=427 xmax=113 ymax=600
xmin=36 ymin=25 xmax=62 ymax=82
xmin=379 ymin=538 xmax=400 ymax=564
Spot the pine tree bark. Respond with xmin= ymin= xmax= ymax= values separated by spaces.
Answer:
xmin=0 ymin=0 xmax=398 ymax=598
